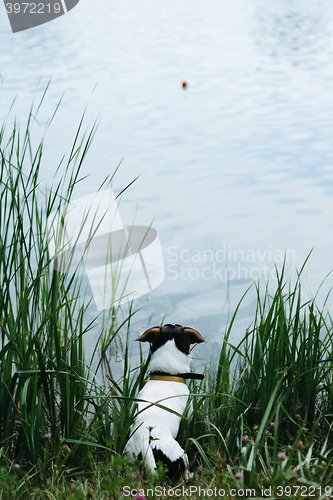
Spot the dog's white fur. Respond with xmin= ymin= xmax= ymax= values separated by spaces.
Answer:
xmin=124 ymin=339 xmax=195 ymax=479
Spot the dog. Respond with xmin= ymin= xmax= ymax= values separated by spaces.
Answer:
xmin=124 ymin=323 xmax=206 ymax=480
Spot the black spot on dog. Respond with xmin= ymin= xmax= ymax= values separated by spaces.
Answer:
xmin=136 ymin=323 xmax=205 ymax=355
xmin=150 ymin=324 xmax=189 ymax=354
xmin=153 ymin=448 xmax=186 ymax=480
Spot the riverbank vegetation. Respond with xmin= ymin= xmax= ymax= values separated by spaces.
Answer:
xmin=1 ymin=96 xmax=333 ymax=499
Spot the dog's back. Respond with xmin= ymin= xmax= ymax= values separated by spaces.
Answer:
xmin=124 ymin=324 xmax=206 ymax=479
xmin=124 ymin=378 xmax=190 ymax=476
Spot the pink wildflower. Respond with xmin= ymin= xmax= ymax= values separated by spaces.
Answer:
xmin=62 ymin=444 xmax=71 ymax=454
xmin=44 ymin=432 xmax=51 ymax=439
xmin=86 ymin=487 xmax=94 ymax=499
xmin=277 ymin=452 xmax=287 ymax=460
xmin=236 ymin=472 xmax=244 ymax=479
xmin=14 ymin=463 xmax=19 ymax=469
xmin=242 ymin=435 xmax=250 ymax=442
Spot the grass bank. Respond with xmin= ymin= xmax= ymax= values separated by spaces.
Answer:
xmin=1 ymin=95 xmax=333 ymax=499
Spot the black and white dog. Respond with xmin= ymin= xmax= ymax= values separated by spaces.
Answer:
xmin=124 ymin=323 xmax=206 ymax=480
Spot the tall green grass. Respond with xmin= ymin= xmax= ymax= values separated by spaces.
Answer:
xmin=182 ymin=267 xmax=333 ymax=488
xmin=0 ymin=91 xmax=141 ymax=475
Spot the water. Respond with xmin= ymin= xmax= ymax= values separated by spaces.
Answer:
xmin=1 ymin=0 xmax=333 ymax=371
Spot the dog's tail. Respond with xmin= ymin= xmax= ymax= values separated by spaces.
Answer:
xmin=125 ymin=434 xmax=191 ymax=479
xmin=124 ymin=427 xmax=157 ymax=474
xmin=143 ymin=442 xmax=157 ymax=473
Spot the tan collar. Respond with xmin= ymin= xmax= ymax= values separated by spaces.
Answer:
xmin=149 ymin=374 xmax=185 ymax=384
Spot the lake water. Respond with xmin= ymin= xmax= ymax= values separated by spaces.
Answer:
xmin=1 ymin=0 xmax=333 ymax=371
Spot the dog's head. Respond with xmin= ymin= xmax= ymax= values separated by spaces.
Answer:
xmin=136 ymin=323 xmax=206 ymax=354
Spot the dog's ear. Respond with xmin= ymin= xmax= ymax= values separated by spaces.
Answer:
xmin=182 ymin=327 xmax=206 ymax=352
xmin=136 ymin=327 xmax=161 ymax=344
